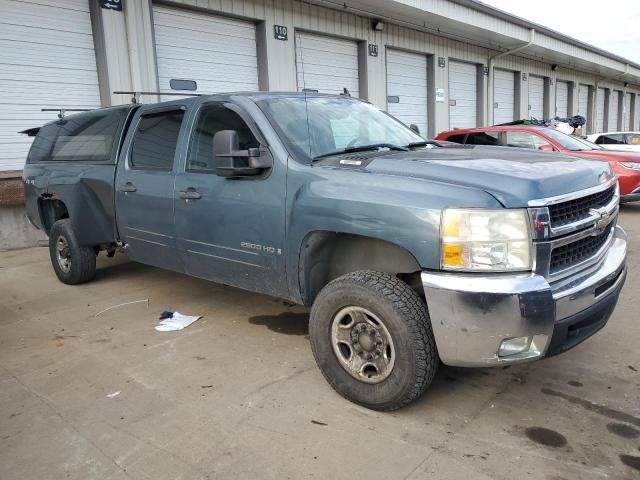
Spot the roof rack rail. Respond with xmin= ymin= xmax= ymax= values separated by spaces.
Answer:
xmin=113 ymin=91 xmax=205 ymax=104
xmin=41 ymin=108 xmax=92 ymax=119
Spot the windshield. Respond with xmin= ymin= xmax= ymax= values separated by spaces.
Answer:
xmin=256 ymin=96 xmax=424 ymax=160
xmin=544 ymin=128 xmax=600 ymax=151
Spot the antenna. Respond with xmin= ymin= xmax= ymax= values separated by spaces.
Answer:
xmin=41 ymin=108 xmax=91 ymax=119
xmin=113 ymin=91 xmax=205 ymax=104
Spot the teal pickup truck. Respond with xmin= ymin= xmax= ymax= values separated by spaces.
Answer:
xmin=22 ymin=93 xmax=627 ymax=410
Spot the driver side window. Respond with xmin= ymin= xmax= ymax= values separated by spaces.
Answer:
xmin=187 ymin=104 xmax=259 ymax=173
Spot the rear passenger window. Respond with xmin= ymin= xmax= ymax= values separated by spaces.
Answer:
xmin=28 ymin=110 xmax=125 ymax=163
xmin=597 ymin=134 xmax=625 ymax=144
xmin=465 ymin=132 xmax=500 ymax=145
xmin=130 ymin=110 xmax=185 ymax=170
xmin=445 ymin=134 xmax=466 ymax=144
xmin=625 ymin=134 xmax=640 ymax=145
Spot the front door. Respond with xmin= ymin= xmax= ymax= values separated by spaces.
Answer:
xmin=115 ymin=105 xmax=187 ymax=272
xmin=173 ymin=101 xmax=287 ymax=297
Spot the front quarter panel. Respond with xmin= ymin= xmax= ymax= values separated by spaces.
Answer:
xmin=285 ymin=161 xmax=503 ymax=302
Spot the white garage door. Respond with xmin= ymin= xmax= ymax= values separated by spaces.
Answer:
xmin=153 ymin=5 xmax=259 ymax=98
xmin=528 ymin=75 xmax=545 ymax=121
xmin=0 ymin=0 xmax=101 ymax=171
xmin=610 ymin=90 xmax=620 ymax=130
xmin=295 ymin=32 xmax=359 ymax=97
xmin=624 ymin=93 xmax=632 ymax=130
xmin=386 ymin=49 xmax=427 ymax=136
xmin=449 ymin=61 xmax=477 ymax=129
xmin=597 ymin=88 xmax=606 ymax=132
xmin=556 ymin=80 xmax=569 ymax=118
xmin=578 ymin=85 xmax=590 ymax=132
xmin=493 ymin=69 xmax=515 ymax=124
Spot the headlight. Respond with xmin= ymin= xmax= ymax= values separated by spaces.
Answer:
xmin=619 ymin=162 xmax=640 ymax=170
xmin=440 ymin=208 xmax=532 ymax=272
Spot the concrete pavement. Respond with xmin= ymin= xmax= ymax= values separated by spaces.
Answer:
xmin=1 ymin=208 xmax=639 ymax=480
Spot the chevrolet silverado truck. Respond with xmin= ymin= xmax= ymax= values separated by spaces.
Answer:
xmin=22 ymin=93 xmax=627 ymax=411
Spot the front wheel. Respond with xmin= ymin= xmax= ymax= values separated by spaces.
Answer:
xmin=309 ymin=271 xmax=438 ymax=411
xmin=49 ymin=219 xmax=96 ymax=285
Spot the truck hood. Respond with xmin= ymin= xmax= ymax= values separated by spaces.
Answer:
xmin=325 ymin=146 xmax=614 ymax=208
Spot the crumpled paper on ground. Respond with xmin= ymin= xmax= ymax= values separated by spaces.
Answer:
xmin=155 ymin=312 xmax=202 ymax=332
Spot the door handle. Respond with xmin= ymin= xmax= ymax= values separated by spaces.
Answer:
xmin=118 ymin=183 xmax=137 ymax=193
xmin=178 ymin=189 xmax=202 ymax=200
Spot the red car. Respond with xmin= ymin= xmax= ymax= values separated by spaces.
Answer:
xmin=435 ymin=126 xmax=640 ymax=202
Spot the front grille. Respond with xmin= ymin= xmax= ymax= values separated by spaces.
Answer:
xmin=548 ymin=185 xmax=615 ymax=228
xmin=550 ymin=222 xmax=613 ymax=274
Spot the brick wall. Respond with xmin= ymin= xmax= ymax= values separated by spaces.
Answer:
xmin=0 ymin=172 xmax=25 ymax=207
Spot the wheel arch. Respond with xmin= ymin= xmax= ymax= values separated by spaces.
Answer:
xmin=298 ymin=231 xmax=423 ymax=306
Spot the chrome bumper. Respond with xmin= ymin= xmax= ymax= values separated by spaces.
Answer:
xmin=422 ymin=225 xmax=627 ymax=367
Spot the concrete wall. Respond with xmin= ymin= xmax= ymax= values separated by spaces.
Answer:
xmin=0 ymin=206 xmax=46 ymax=251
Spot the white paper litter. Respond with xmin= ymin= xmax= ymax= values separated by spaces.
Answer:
xmin=106 ymin=391 xmax=121 ymax=399
xmin=154 ymin=312 xmax=202 ymax=332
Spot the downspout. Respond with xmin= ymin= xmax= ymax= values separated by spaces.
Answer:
xmin=487 ymin=28 xmax=535 ymax=125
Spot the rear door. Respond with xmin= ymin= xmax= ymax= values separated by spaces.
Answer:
xmin=115 ymin=102 xmax=190 ymax=272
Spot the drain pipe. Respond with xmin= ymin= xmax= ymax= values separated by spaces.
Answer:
xmin=487 ymin=29 xmax=536 ymax=125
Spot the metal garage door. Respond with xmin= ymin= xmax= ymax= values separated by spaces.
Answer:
xmin=528 ymin=76 xmax=545 ymax=120
xmin=153 ymin=5 xmax=259 ymax=97
xmin=610 ymin=90 xmax=620 ymax=130
xmin=556 ymin=80 xmax=569 ymax=118
xmin=449 ymin=61 xmax=477 ymax=129
xmin=493 ymin=69 xmax=515 ymax=124
xmin=295 ymin=32 xmax=359 ymax=97
xmin=0 ymin=0 xmax=101 ymax=171
xmin=578 ymin=85 xmax=590 ymax=132
xmin=597 ymin=88 xmax=606 ymax=132
xmin=624 ymin=93 xmax=632 ymax=130
xmin=386 ymin=49 xmax=427 ymax=136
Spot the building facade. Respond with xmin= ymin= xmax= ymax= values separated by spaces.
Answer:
xmin=1 ymin=0 xmax=640 ymax=246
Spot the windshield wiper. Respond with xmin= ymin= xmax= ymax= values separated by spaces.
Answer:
xmin=405 ymin=140 xmax=443 ymax=148
xmin=312 ymin=143 xmax=408 ymax=161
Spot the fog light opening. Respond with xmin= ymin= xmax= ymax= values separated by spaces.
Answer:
xmin=498 ymin=336 xmax=532 ymax=357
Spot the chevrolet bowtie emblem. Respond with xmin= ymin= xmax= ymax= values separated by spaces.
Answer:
xmin=590 ymin=207 xmax=610 ymax=234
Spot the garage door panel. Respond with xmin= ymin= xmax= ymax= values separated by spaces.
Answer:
xmin=153 ymin=26 xmax=257 ymax=52
xmin=153 ymin=5 xmax=259 ymax=96
xmin=386 ymin=49 xmax=427 ymax=136
xmin=610 ymin=90 xmax=620 ymax=129
xmin=556 ymin=81 xmax=569 ymax=118
xmin=2 ymin=2 xmax=94 ymax=34
xmin=295 ymin=32 xmax=359 ymax=97
xmin=494 ymin=69 xmax=515 ymax=124
xmin=0 ymin=0 xmax=101 ymax=171
xmin=596 ymin=88 xmax=606 ymax=132
xmin=449 ymin=61 xmax=477 ymax=128
xmin=528 ymin=76 xmax=545 ymax=120
xmin=624 ymin=93 xmax=632 ymax=130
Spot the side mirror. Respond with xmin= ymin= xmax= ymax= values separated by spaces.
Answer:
xmin=409 ymin=124 xmax=421 ymax=135
xmin=537 ymin=144 xmax=556 ymax=152
xmin=213 ymin=130 xmax=272 ymax=177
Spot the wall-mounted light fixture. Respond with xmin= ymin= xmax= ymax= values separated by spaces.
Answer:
xmin=551 ymin=64 xmax=558 ymax=72
xmin=372 ymin=20 xmax=385 ymax=31
xmin=624 ymin=82 xmax=629 ymax=87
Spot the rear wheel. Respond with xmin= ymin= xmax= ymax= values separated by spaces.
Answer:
xmin=49 ymin=219 xmax=96 ymax=285
xmin=309 ymin=270 xmax=438 ymax=411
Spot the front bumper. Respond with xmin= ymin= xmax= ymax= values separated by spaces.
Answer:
xmin=621 ymin=187 xmax=640 ymax=203
xmin=422 ymin=225 xmax=627 ymax=367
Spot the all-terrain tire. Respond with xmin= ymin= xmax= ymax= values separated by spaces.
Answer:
xmin=309 ymin=270 xmax=438 ymax=411
xmin=49 ymin=219 xmax=96 ymax=285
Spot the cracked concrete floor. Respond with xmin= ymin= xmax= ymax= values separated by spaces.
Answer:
xmin=1 ymin=207 xmax=640 ymax=480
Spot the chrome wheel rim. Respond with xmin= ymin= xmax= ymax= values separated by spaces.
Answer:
xmin=55 ymin=236 xmax=71 ymax=273
xmin=330 ymin=306 xmax=395 ymax=384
